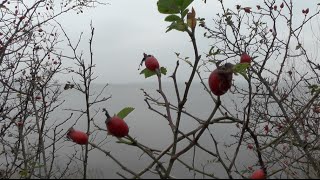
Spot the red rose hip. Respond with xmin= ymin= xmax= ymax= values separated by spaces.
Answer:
xmin=140 ymin=53 xmax=159 ymax=71
xmin=250 ymin=169 xmax=266 ymax=179
xmin=67 ymin=128 xmax=89 ymax=145
xmin=208 ymin=63 xmax=234 ymax=96
xmin=305 ymin=8 xmax=309 ymax=14
xmin=244 ymin=7 xmax=252 ymax=13
xmin=240 ymin=53 xmax=252 ymax=64
xmin=247 ymin=144 xmax=254 ymax=150
xmin=104 ymin=110 xmax=129 ymax=138
xmin=280 ymin=2 xmax=284 ymax=9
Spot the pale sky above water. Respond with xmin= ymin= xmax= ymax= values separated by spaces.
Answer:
xmin=54 ymin=0 xmax=319 ymax=84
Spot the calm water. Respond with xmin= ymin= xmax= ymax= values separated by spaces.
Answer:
xmin=50 ymin=82 xmax=256 ymax=179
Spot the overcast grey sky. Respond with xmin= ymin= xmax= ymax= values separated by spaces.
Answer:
xmin=55 ymin=0 xmax=318 ymax=84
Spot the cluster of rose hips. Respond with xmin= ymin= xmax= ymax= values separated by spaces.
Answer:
xmin=65 ymin=51 xmax=265 ymax=178
xmin=67 ymin=109 xmax=129 ymax=145
xmin=128 ymin=52 xmax=263 ymax=178
xmin=139 ymin=52 xmax=251 ymax=98
xmin=207 ymin=53 xmax=268 ymax=179
xmin=238 ymin=2 xmax=310 ymax=18
xmin=65 ymin=52 xmax=250 ymax=142
xmin=66 ymin=53 xmax=161 ymax=145
xmin=57 ymin=6 xmax=261 ymax=170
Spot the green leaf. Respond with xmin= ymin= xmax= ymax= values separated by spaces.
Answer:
xmin=308 ymin=84 xmax=320 ymax=95
xmin=167 ymin=21 xmax=187 ymax=32
xmin=233 ymin=63 xmax=250 ymax=80
xmin=165 ymin=15 xmax=181 ymax=22
xmin=117 ymin=107 xmax=135 ymax=119
xmin=116 ymin=138 xmax=134 ymax=145
xmin=160 ymin=67 xmax=167 ymax=75
xmin=233 ymin=63 xmax=250 ymax=73
xmin=19 ymin=170 xmax=28 ymax=177
xmin=161 ymin=0 xmax=193 ymax=12
xmin=214 ymin=49 xmax=221 ymax=55
xmin=239 ymin=71 xmax=249 ymax=80
xmin=140 ymin=68 xmax=157 ymax=78
xmin=208 ymin=46 xmax=214 ymax=54
xmin=207 ymin=47 xmax=220 ymax=57
xmin=308 ymin=84 xmax=318 ymax=89
xmin=157 ymin=0 xmax=180 ymax=14
xmin=181 ymin=9 xmax=189 ymax=18
xmin=175 ymin=0 xmax=184 ymax=6
xmin=181 ymin=0 xmax=193 ymax=11
xmin=166 ymin=27 xmax=174 ymax=33
xmin=184 ymin=60 xmax=193 ymax=66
